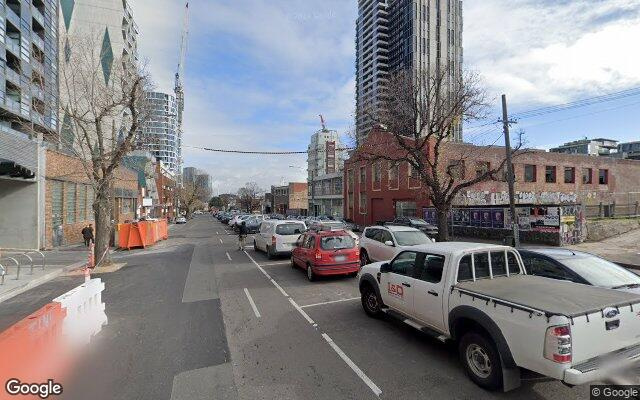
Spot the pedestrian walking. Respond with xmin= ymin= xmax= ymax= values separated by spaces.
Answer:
xmin=81 ymin=225 xmax=91 ymax=246
xmin=238 ymin=221 xmax=247 ymax=251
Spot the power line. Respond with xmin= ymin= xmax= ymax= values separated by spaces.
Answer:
xmin=183 ymin=144 xmax=355 ymax=155
xmin=512 ymin=86 xmax=640 ymax=120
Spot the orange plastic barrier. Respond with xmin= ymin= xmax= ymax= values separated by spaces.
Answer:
xmin=117 ymin=219 xmax=169 ymax=250
xmin=0 ymin=303 xmax=69 ymax=398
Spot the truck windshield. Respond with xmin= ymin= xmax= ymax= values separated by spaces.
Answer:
xmin=276 ymin=223 xmax=306 ymax=236
xmin=320 ymin=235 xmax=355 ymax=250
xmin=394 ymin=231 xmax=431 ymax=246
xmin=562 ymin=256 xmax=640 ymax=288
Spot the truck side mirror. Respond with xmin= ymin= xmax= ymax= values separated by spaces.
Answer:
xmin=380 ymin=263 xmax=391 ymax=273
xmin=384 ymin=240 xmax=394 ymax=247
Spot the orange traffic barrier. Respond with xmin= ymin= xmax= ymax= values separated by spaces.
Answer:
xmin=0 ymin=303 xmax=69 ymax=399
xmin=117 ymin=219 xmax=169 ymax=250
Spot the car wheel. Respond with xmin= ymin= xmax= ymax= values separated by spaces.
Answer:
xmin=459 ymin=332 xmax=503 ymax=391
xmin=267 ymin=246 xmax=275 ymax=260
xmin=290 ymin=256 xmax=296 ymax=269
xmin=253 ymin=240 xmax=258 ymax=251
xmin=306 ymin=264 xmax=315 ymax=282
xmin=360 ymin=249 xmax=370 ymax=267
xmin=361 ymin=284 xmax=382 ymax=318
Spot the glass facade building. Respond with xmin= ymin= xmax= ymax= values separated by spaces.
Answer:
xmin=138 ymin=91 xmax=181 ymax=174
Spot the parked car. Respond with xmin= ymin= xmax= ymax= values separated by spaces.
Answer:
xmin=519 ymin=248 xmax=640 ymax=293
xmin=254 ymin=220 xmax=307 ymax=259
xmin=358 ymin=242 xmax=640 ymax=391
xmin=244 ymin=216 xmax=264 ymax=233
xmin=308 ymin=221 xmax=360 ymax=246
xmin=175 ymin=217 xmax=187 ymax=224
xmin=389 ymin=216 xmax=439 ymax=238
xmin=292 ymin=230 xmax=360 ymax=281
xmin=360 ymin=225 xmax=434 ymax=266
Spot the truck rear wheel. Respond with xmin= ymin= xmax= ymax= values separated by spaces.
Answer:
xmin=459 ymin=332 xmax=503 ymax=391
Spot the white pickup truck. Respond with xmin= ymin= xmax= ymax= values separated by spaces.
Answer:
xmin=357 ymin=242 xmax=640 ymax=391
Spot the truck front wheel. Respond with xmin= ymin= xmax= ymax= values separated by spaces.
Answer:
xmin=459 ymin=332 xmax=503 ymax=391
xmin=361 ymin=284 xmax=382 ymax=318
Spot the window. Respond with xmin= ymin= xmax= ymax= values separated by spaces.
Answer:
xmin=474 ymin=252 xmax=490 ymax=279
xmin=359 ymin=166 xmax=366 ymax=187
xmin=457 ymin=255 xmax=472 ymax=281
xmin=347 ymin=169 xmax=354 ymax=192
xmin=507 ymin=252 xmax=520 ymax=275
xmin=475 ymin=161 xmax=490 ymax=178
xmin=364 ymin=228 xmax=379 ymax=240
xmin=388 ymin=162 xmax=399 ymax=189
xmin=599 ymin=169 xmax=609 ymax=185
xmin=359 ymin=192 xmax=367 ymax=214
xmin=395 ymin=201 xmax=417 ymax=217
xmin=564 ymin=167 xmax=575 ymax=184
xmin=416 ymin=253 xmax=446 ymax=283
xmin=303 ymin=234 xmax=315 ymax=249
xmin=77 ymin=184 xmax=86 ymax=221
xmin=524 ymin=164 xmax=536 ymax=182
xmin=373 ymin=162 xmax=381 ymax=186
xmin=545 ymin=166 xmax=556 ymax=183
xmin=447 ymin=160 xmax=465 ymax=180
xmin=380 ymin=230 xmax=393 ymax=244
xmin=320 ymin=235 xmax=355 ymax=250
xmin=65 ymin=183 xmax=76 ymax=224
xmin=582 ymin=168 xmax=592 ymax=184
xmin=275 ymin=223 xmax=306 ymax=235
xmin=390 ymin=251 xmax=418 ymax=276
xmin=521 ymin=255 xmax=572 ymax=281
xmin=490 ymin=252 xmax=507 ymax=276
xmin=394 ymin=230 xmax=431 ymax=246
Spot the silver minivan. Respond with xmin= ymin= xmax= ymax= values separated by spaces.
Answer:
xmin=254 ymin=220 xmax=307 ymax=259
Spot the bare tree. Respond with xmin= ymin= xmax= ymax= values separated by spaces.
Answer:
xmin=178 ymin=183 xmax=206 ymax=218
xmin=237 ymin=182 xmax=263 ymax=212
xmin=53 ymin=33 xmax=152 ymax=265
xmin=355 ymin=67 xmax=523 ymax=241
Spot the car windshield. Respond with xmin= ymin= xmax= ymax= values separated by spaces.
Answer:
xmin=394 ymin=231 xmax=431 ymax=246
xmin=275 ymin=223 xmax=306 ymax=236
xmin=561 ymin=255 xmax=640 ymax=288
xmin=320 ymin=235 xmax=355 ymax=250
xmin=409 ymin=218 xmax=428 ymax=224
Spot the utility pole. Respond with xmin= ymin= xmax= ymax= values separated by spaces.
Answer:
xmin=501 ymin=94 xmax=520 ymax=247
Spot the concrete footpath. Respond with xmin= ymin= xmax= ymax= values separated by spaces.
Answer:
xmin=567 ymin=228 xmax=640 ymax=268
xmin=0 ymin=245 xmax=88 ymax=303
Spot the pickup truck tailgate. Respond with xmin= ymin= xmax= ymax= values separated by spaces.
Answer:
xmin=570 ymin=305 xmax=640 ymax=364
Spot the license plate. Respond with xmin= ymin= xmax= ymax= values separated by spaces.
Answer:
xmin=334 ymin=255 xmax=346 ymax=262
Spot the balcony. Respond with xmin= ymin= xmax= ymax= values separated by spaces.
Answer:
xmin=31 ymin=110 xmax=44 ymax=126
xmin=32 ymin=34 xmax=44 ymax=51
xmin=5 ymin=66 xmax=20 ymax=85
xmin=5 ymin=6 xmax=20 ymax=29
xmin=31 ymin=83 xmax=44 ymax=100
xmin=4 ymin=96 xmax=20 ymax=114
xmin=32 ymin=7 xmax=45 ymax=27
xmin=31 ymin=59 xmax=43 ymax=75
xmin=5 ymin=38 xmax=21 ymax=57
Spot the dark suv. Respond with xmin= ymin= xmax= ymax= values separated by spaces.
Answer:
xmin=389 ymin=216 xmax=438 ymax=238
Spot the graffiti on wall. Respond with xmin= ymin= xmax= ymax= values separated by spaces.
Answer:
xmin=457 ymin=191 xmax=578 ymax=206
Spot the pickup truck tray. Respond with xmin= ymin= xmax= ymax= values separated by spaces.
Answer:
xmin=455 ymin=275 xmax=640 ymax=318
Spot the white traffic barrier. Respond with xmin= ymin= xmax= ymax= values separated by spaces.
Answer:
xmin=53 ymin=278 xmax=108 ymax=346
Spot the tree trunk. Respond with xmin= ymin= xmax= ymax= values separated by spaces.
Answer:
xmin=93 ymin=186 xmax=112 ymax=267
xmin=436 ymin=207 xmax=450 ymax=242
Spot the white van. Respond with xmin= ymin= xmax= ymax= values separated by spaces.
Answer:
xmin=254 ymin=220 xmax=307 ymax=259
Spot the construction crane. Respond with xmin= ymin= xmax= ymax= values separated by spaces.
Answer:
xmin=174 ymin=1 xmax=189 ymax=182
xmin=319 ymin=114 xmax=326 ymax=130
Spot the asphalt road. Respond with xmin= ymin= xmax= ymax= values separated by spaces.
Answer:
xmin=1 ymin=215 xmax=593 ymax=399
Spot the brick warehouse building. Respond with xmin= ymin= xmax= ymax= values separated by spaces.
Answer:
xmin=45 ymin=149 xmax=138 ymax=248
xmin=344 ymin=131 xmax=640 ymax=245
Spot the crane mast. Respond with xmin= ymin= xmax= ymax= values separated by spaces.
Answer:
xmin=174 ymin=1 xmax=189 ymax=180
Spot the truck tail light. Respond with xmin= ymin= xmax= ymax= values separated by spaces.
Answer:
xmin=272 ymin=236 xmax=277 ymax=246
xmin=315 ymin=250 xmax=322 ymax=260
xmin=544 ymin=325 xmax=572 ymax=363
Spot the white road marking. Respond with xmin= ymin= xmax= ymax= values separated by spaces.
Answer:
xmin=244 ymin=250 xmax=272 ymax=279
xmin=244 ymin=288 xmax=261 ymax=318
xmin=216 ymin=231 xmax=219 ymax=235
xmin=226 ymin=252 xmax=232 ymax=261
xmin=321 ymin=333 xmax=382 ymax=397
xmin=219 ymin=238 xmax=223 ymax=244
xmin=301 ymin=297 xmax=360 ymax=308
xmin=259 ymin=261 xmax=290 ymax=266
xmin=270 ymin=279 xmax=289 ymax=297
xmin=288 ymin=298 xmax=315 ymax=325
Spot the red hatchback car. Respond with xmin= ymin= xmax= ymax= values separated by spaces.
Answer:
xmin=291 ymin=230 xmax=360 ymax=281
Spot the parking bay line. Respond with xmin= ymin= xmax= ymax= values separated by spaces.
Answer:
xmin=244 ymin=288 xmax=261 ymax=318
xmin=242 ymin=249 xmax=382 ymax=397
xmin=300 ymin=297 xmax=360 ymax=309
xmin=226 ymin=252 xmax=232 ymax=261
xmin=259 ymin=261 xmax=290 ymax=266
xmin=219 ymin=238 xmax=223 ymax=244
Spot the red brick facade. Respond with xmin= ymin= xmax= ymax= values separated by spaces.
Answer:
xmin=155 ymin=163 xmax=177 ymax=220
xmin=344 ymin=131 xmax=640 ymax=228
xmin=45 ymin=150 xmax=138 ymax=248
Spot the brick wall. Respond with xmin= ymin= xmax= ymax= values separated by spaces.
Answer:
xmin=44 ymin=149 xmax=139 ymax=248
xmin=344 ymin=131 xmax=640 ymax=229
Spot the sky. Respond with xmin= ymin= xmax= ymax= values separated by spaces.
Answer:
xmin=134 ymin=0 xmax=640 ymax=194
